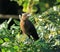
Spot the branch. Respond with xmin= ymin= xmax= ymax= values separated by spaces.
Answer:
xmin=0 ymin=14 xmax=19 ymax=19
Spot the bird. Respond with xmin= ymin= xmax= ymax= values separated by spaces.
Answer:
xmin=19 ymin=13 xmax=39 ymax=41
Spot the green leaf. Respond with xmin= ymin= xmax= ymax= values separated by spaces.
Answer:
xmin=23 ymin=2 xmax=29 ymax=12
xmin=13 ymin=19 xmax=20 ymax=25
xmin=57 ymin=0 xmax=60 ymax=2
xmin=17 ymin=0 xmax=23 ymax=5
xmin=32 ymin=6 xmax=37 ymax=12
xmin=6 ymin=50 xmax=11 ymax=52
xmin=1 ymin=49 xmax=5 ymax=52
xmin=13 ymin=46 xmax=19 ymax=50
xmin=0 ymin=39 xmax=4 ymax=44
xmin=4 ymin=38 xmax=10 ymax=42
xmin=34 ymin=0 xmax=39 ymax=5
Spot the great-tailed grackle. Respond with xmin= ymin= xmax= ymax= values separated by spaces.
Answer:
xmin=20 ymin=13 xmax=39 ymax=41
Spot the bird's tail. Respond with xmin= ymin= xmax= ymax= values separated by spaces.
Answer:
xmin=32 ymin=34 xmax=39 ymax=41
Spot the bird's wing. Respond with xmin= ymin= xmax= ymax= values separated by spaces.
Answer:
xmin=25 ymin=20 xmax=37 ymax=34
xmin=25 ymin=20 xmax=39 ymax=41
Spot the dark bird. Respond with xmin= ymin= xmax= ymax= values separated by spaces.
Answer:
xmin=20 ymin=13 xmax=39 ymax=41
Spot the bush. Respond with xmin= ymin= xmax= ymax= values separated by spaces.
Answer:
xmin=0 ymin=6 xmax=60 ymax=52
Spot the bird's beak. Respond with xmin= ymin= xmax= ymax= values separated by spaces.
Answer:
xmin=19 ymin=15 xmax=21 ymax=20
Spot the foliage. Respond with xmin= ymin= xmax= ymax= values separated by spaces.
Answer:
xmin=10 ymin=0 xmax=59 ymax=14
xmin=0 ymin=5 xmax=60 ymax=52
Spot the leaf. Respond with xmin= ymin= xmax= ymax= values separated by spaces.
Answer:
xmin=0 ymin=39 xmax=4 ymax=44
xmin=23 ymin=2 xmax=29 ymax=12
xmin=57 ymin=0 xmax=60 ymax=2
xmin=13 ymin=19 xmax=20 ymax=25
xmin=34 ymin=0 xmax=39 ymax=5
xmin=13 ymin=46 xmax=19 ymax=50
xmin=4 ymin=38 xmax=10 ymax=42
xmin=32 ymin=6 xmax=37 ymax=13
xmin=1 ymin=49 xmax=5 ymax=52
xmin=17 ymin=0 xmax=23 ymax=5
xmin=6 ymin=50 xmax=11 ymax=52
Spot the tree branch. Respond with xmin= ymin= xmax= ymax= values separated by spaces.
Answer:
xmin=0 ymin=14 xmax=19 ymax=19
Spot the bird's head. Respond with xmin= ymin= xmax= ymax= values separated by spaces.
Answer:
xmin=19 ymin=13 xmax=31 ymax=21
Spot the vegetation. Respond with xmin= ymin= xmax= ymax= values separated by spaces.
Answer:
xmin=11 ymin=0 xmax=60 ymax=13
xmin=0 ymin=0 xmax=60 ymax=52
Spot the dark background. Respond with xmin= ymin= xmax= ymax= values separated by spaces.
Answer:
xmin=0 ymin=0 xmax=23 ymax=15
xmin=0 ymin=0 xmax=21 ymax=29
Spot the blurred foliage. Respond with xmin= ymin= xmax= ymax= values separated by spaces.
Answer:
xmin=0 ymin=0 xmax=60 ymax=52
xmin=0 ymin=5 xmax=60 ymax=52
xmin=10 ymin=0 xmax=60 ymax=14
